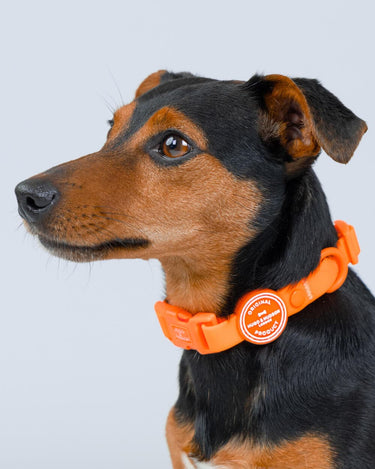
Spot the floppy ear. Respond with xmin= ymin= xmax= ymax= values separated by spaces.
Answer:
xmin=135 ymin=70 xmax=195 ymax=98
xmin=293 ymin=77 xmax=367 ymax=163
xmin=249 ymin=74 xmax=367 ymax=166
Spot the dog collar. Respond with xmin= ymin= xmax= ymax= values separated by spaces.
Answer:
xmin=155 ymin=221 xmax=360 ymax=354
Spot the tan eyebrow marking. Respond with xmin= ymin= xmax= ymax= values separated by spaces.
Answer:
xmin=127 ymin=106 xmax=208 ymax=150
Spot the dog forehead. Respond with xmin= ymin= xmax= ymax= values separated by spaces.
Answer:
xmin=127 ymin=81 xmax=257 ymax=141
xmin=106 ymin=79 xmax=271 ymax=180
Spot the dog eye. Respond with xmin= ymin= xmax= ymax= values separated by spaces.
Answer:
xmin=160 ymin=134 xmax=191 ymax=158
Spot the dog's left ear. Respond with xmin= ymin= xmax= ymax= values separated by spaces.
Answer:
xmin=135 ymin=70 xmax=195 ymax=98
xmin=250 ymin=74 xmax=367 ymax=165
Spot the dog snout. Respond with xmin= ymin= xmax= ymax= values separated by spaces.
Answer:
xmin=15 ymin=178 xmax=60 ymax=224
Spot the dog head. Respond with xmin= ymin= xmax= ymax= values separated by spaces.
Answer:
xmin=15 ymin=71 xmax=367 ymax=269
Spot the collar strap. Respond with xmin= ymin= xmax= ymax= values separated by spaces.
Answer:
xmin=155 ymin=221 xmax=360 ymax=354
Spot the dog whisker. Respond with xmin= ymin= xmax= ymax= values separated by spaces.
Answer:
xmin=107 ymin=67 xmax=125 ymax=107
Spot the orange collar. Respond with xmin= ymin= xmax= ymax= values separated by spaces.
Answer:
xmin=155 ymin=221 xmax=360 ymax=354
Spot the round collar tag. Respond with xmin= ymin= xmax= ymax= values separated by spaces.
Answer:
xmin=237 ymin=291 xmax=288 ymax=345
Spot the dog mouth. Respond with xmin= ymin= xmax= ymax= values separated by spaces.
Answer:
xmin=38 ymin=235 xmax=149 ymax=262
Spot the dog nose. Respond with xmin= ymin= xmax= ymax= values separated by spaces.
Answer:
xmin=15 ymin=178 xmax=60 ymax=223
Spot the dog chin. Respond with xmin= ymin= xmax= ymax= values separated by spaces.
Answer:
xmin=38 ymin=235 xmax=149 ymax=263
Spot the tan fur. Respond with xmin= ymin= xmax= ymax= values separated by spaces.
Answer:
xmin=166 ymin=408 xmax=195 ymax=469
xmin=209 ymin=434 xmax=334 ymax=469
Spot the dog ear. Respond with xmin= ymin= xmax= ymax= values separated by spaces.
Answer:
xmin=135 ymin=70 xmax=195 ymax=98
xmin=249 ymin=74 xmax=367 ymax=166
xmin=135 ymin=70 xmax=167 ymax=98
xmin=292 ymin=77 xmax=367 ymax=163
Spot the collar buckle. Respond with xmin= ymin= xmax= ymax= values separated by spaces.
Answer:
xmin=155 ymin=302 xmax=220 ymax=354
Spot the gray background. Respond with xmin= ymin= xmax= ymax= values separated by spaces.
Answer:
xmin=2 ymin=0 xmax=374 ymax=467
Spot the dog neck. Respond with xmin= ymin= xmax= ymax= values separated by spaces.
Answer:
xmin=160 ymin=169 xmax=338 ymax=317
xmin=160 ymin=254 xmax=233 ymax=314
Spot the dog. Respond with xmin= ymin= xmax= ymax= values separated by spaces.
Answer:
xmin=15 ymin=70 xmax=375 ymax=468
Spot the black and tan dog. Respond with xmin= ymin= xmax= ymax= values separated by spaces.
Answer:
xmin=16 ymin=71 xmax=375 ymax=468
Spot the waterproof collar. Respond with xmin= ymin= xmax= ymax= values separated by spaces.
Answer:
xmin=155 ymin=221 xmax=360 ymax=354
